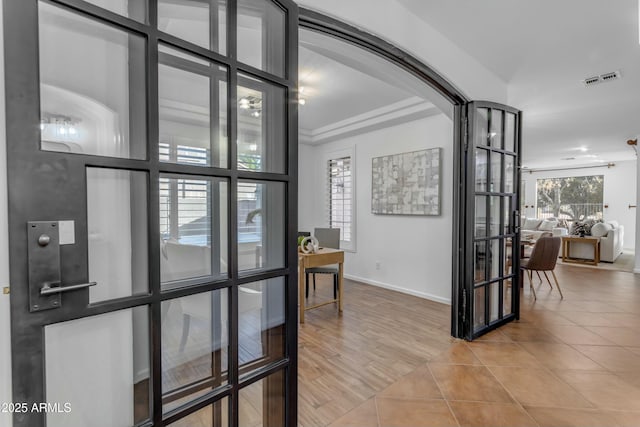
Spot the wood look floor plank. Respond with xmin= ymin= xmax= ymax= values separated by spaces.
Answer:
xmin=299 ymin=265 xmax=640 ymax=426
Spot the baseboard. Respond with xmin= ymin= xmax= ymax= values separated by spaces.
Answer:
xmin=343 ymin=274 xmax=451 ymax=305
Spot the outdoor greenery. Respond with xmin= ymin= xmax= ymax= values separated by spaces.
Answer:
xmin=536 ymin=175 xmax=604 ymax=221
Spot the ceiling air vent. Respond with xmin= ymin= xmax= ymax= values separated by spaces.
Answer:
xmin=583 ymin=76 xmax=601 ymax=86
xmin=601 ymin=70 xmax=621 ymax=82
xmin=582 ymin=70 xmax=622 ymax=87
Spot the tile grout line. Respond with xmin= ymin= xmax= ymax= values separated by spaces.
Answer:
xmin=425 ymin=360 xmax=462 ymax=427
xmin=464 ymin=341 xmax=542 ymax=427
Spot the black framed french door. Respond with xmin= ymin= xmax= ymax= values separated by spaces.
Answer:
xmin=4 ymin=0 xmax=298 ymax=425
xmin=456 ymin=101 xmax=522 ymax=340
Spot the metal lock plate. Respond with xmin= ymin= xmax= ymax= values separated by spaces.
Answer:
xmin=27 ymin=221 xmax=61 ymax=312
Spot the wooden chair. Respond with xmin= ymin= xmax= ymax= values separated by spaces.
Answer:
xmin=520 ymin=236 xmax=563 ymax=300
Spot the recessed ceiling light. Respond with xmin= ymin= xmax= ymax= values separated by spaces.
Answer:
xmin=579 ymin=147 xmax=588 ymax=152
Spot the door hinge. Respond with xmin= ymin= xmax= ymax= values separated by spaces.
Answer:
xmin=2 ymin=286 xmax=9 ymax=295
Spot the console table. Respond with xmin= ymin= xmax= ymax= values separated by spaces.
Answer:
xmin=561 ymin=236 xmax=600 ymax=266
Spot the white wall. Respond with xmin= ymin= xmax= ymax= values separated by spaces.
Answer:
xmin=299 ymin=114 xmax=454 ymax=303
xmin=522 ymin=160 xmax=636 ymax=250
xmin=297 ymin=0 xmax=507 ymax=104
xmin=0 ymin=2 xmax=12 ymax=426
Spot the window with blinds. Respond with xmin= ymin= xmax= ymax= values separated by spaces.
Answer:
xmin=159 ymin=142 xmax=211 ymax=245
xmin=327 ymin=156 xmax=352 ymax=243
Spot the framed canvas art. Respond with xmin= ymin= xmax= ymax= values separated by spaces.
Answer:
xmin=371 ymin=148 xmax=441 ymax=215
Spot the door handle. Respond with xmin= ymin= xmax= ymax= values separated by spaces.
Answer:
xmin=28 ymin=221 xmax=96 ymax=312
xmin=40 ymin=281 xmax=97 ymax=296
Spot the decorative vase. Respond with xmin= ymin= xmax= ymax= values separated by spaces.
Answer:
xmin=300 ymin=236 xmax=319 ymax=254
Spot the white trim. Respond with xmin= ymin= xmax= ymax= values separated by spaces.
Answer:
xmin=344 ymin=274 xmax=452 ymax=305
xmin=300 ymin=97 xmax=439 ymax=145
xmin=0 ymin=2 xmax=12 ymax=424
xmin=323 ymin=147 xmax=356 ymax=251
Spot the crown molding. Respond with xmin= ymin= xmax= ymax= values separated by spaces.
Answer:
xmin=299 ymin=97 xmax=440 ymax=145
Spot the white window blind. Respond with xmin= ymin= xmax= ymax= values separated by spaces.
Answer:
xmin=327 ymin=156 xmax=352 ymax=243
xmin=159 ymin=142 xmax=211 ymax=245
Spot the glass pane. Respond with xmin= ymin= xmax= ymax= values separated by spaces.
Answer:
xmin=238 ymin=181 xmax=285 ymax=273
xmin=158 ymin=0 xmax=227 ymax=54
xmin=504 ymin=155 xmax=515 ymax=193
xmin=237 ymin=0 xmax=286 ymax=77
xmin=239 ymin=370 xmax=285 ymax=427
xmin=474 ymin=242 xmax=486 ymax=284
xmin=238 ymin=75 xmax=286 ymax=173
xmin=87 ymin=168 xmax=148 ymax=303
xmin=503 ymin=196 xmax=512 ymax=236
xmin=489 ymin=281 xmax=500 ymax=322
xmin=504 ymin=277 xmax=513 ymax=317
xmin=473 ymin=286 xmax=486 ymax=332
xmin=504 ymin=237 xmax=514 ymax=277
xmin=39 ymin=2 xmax=146 ymax=159
xmin=45 ymin=306 xmax=149 ymax=427
xmin=475 ymin=196 xmax=486 ymax=238
xmin=159 ymin=52 xmax=228 ymax=168
xmin=169 ymin=398 xmax=228 ymax=427
xmin=82 ymin=0 xmax=147 ymax=22
xmin=489 ymin=239 xmax=501 ymax=280
xmin=489 ymin=196 xmax=501 ymax=237
xmin=475 ymin=108 xmax=489 ymax=147
xmin=490 ymin=109 xmax=503 ymax=149
xmin=503 ymin=238 xmax=514 ymax=317
xmin=162 ymin=290 xmax=229 ymax=413
xmin=505 ymin=112 xmax=516 ymax=152
xmin=239 ymin=278 xmax=285 ymax=375
xmin=159 ymin=43 xmax=210 ymax=66
xmin=160 ymin=176 xmax=229 ymax=287
xmin=490 ymin=152 xmax=503 ymax=193
xmin=475 ymin=149 xmax=488 ymax=192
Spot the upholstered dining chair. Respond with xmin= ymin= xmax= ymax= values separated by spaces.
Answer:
xmin=305 ymin=228 xmax=340 ymax=299
xmin=520 ymin=236 xmax=563 ymax=300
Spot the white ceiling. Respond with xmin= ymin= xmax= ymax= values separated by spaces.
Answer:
xmin=299 ymin=31 xmax=412 ymax=131
xmin=298 ymin=28 xmax=451 ymax=145
xmin=396 ymin=0 xmax=640 ymax=168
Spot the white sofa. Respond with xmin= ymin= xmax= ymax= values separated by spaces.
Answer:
xmin=568 ymin=220 xmax=624 ymax=263
xmin=521 ymin=218 xmax=568 ymax=240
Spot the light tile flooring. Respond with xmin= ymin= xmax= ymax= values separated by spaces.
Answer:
xmin=298 ymin=264 xmax=640 ymax=427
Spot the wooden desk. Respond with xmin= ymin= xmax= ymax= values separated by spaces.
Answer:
xmin=298 ymin=248 xmax=344 ymax=323
xmin=561 ymin=236 xmax=600 ymax=266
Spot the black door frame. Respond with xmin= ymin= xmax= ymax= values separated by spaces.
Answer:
xmin=461 ymin=101 xmax=523 ymax=340
xmin=4 ymin=0 xmax=299 ymax=425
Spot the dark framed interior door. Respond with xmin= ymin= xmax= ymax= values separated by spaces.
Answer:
xmin=4 ymin=0 xmax=298 ymax=425
xmin=457 ymin=101 xmax=522 ymax=340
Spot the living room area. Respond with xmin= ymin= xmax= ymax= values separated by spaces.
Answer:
xmin=521 ymin=160 xmax=636 ymax=271
xmin=519 ymin=161 xmax=636 ymax=272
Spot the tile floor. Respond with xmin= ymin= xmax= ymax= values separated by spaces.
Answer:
xmin=300 ymin=263 xmax=640 ymax=427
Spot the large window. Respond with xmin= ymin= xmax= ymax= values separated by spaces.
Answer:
xmin=326 ymin=151 xmax=354 ymax=250
xmin=536 ymin=175 xmax=604 ymax=223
